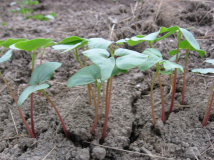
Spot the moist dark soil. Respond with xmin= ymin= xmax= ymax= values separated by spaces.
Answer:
xmin=0 ymin=0 xmax=214 ymax=159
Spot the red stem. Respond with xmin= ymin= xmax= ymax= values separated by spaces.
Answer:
xmin=0 ymin=72 xmax=35 ymax=138
xmin=158 ymin=71 xmax=165 ymax=123
xmin=169 ymin=32 xmax=182 ymax=114
xmin=101 ymin=77 xmax=112 ymax=142
xmin=30 ymin=93 xmax=36 ymax=137
xmin=181 ymin=49 xmax=189 ymax=105
xmin=203 ymin=90 xmax=214 ymax=126
xmin=42 ymin=91 xmax=69 ymax=139
xmin=169 ymin=68 xmax=177 ymax=114
xmin=89 ymin=84 xmax=98 ymax=134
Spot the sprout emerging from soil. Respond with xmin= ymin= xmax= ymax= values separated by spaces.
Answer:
xmin=17 ymin=62 xmax=69 ymax=138
xmin=11 ymin=38 xmax=53 ymax=137
xmin=192 ymin=59 xmax=214 ymax=127
xmin=67 ymin=38 xmax=148 ymax=142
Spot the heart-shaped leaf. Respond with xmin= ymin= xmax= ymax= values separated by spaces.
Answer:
xmin=169 ymin=53 xmax=180 ymax=61
xmin=205 ymin=59 xmax=214 ymax=65
xmin=142 ymin=48 xmax=162 ymax=58
xmin=161 ymin=60 xmax=184 ymax=72
xmin=168 ymin=49 xmax=178 ymax=56
xmin=43 ymin=42 xmax=55 ymax=49
xmin=115 ymin=48 xmax=148 ymax=70
xmin=58 ymin=36 xmax=86 ymax=44
xmin=27 ymin=1 xmax=39 ymax=5
xmin=111 ymin=66 xmax=127 ymax=76
xmin=29 ymin=62 xmax=62 ymax=85
xmin=115 ymin=39 xmax=126 ymax=44
xmin=53 ymin=39 xmax=88 ymax=53
xmin=67 ymin=65 xmax=101 ymax=87
xmin=88 ymin=38 xmax=113 ymax=50
xmin=179 ymin=40 xmax=205 ymax=58
xmin=139 ymin=55 xmax=162 ymax=71
xmin=192 ymin=68 xmax=214 ymax=74
xmin=2 ymin=39 xmax=28 ymax=48
xmin=83 ymin=49 xmax=115 ymax=80
xmin=127 ymin=27 xmax=169 ymax=46
xmin=17 ymin=84 xmax=49 ymax=107
xmin=15 ymin=38 xmax=53 ymax=51
xmin=0 ymin=50 xmax=13 ymax=64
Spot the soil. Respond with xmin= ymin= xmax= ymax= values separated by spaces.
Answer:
xmin=0 ymin=0 xmax=214 ymax=159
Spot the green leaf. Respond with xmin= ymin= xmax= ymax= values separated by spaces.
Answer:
xmin=160 ymin=70 xmax=171 ymax=75
xmin=179 ymin=28 xmax=200 ymax=50
xmin=205 ymin=59 xmax=214 ymax=65
xmin=83 ymin=48 xmax=109 ymax=58
xmin=115 ymin=48 xmax=148 ymax=70
xmin=115 ymin=39 xmax=126 ymax=44
xmin=88 ymin=38 xmax=113 ymax=50
xmin=2 ymin=23 xmax=7 ymax=26
xmin=161 ymin=60 xmax=184 ymax=72
xmin=179 ymin=40 xmax=205 ymax=58
xmin=10 ymin=2 xmax=17 ymax=6
xmin=139 ymin=55 xmax=162 ymax=71
xmin=43 ymin=42 xmax=55 ymax=49
xmin=11 ymin=8 xmax=21 ymax=13
xmin=2 ymin=38 xmax=27 ymax=48
xmin=83 ymin=49 xmax=115 ymax=80
xmin=169 ymin=53 xmax=180 ymax=61
xmin=29 ymin=62 xmax=62 ymax=85
xmin=111 ymin=66 xmax=127 ymax=76
xmin=45 ymin=15 xmax=55 ymax=20
xmin=15 ymin=38 xmax=53 ymax=51
xmin=154 ymin=31 xmax=176 ymax=42
xmin=58 ymin=36 xmax=86 ymax=44
xmin=33 ymin=14 xmax=44 ymax=20
xmin=67 ymin=65 xmax=101 ymax=87
xmin=53 ymin=40 xmax=87 ymax=53
xmin=0 ymin=50 xmax=13 ymax=64
xmin=127 ymin=27 xmax=169 ymax=46
xmin=192 ymin=68 xmax=214 ymax=74
xmin=168 ymin=49 xmax=178 ymax=56
xmin=17 ymin=84 xmax=49 ymax=107
xmin=27 ymin=1 xmax=39 ymax=5
xmin=0 ymin=40 xmax=6 ymax=47
xmin=142 ymin=48 xmax=162 ymax=58
xmin=20 ymin=8 xmax=31 ymax=14
xmin=49 ymin=13 xmax=56 ymax=17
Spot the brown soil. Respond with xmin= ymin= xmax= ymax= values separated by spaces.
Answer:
xmin=0 ymin=0 xmax=214 ymax=159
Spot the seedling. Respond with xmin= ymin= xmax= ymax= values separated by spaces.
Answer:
xmin=10 ymin=38 xmax=53 ymax=137
xmin=10 ymin=1 xmax=56 ymax=21
xmin=17 ymin=62 xmax=69 ymax=138
xmin=169 ymin=40 xmax=205 ymax=106
xmin=1 ymin=23 xmax=7 ymax=26
xmin=67 ymin=37 xmax=149 ymax=142
xmin=0 ymin=39 xmax=35 ymax=138
xmin=192 ymin=59 xmax=214 ymax=126
xmin=126 ymin=27 xmax=181 ymax=125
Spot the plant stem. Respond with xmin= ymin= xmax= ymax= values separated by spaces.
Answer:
xmin=88 ymin=84 xmax=97 ymax=134
xmin=101 ymin=77 xmax=113 ymax=142
xmin=157 ymin=63 xmax=165 ymax=123
xmin=0 ymin=72 xmax=35 ymax=138
xmin=202 ymin=82 xmax=214 ymax=125
xmin=150 ymin=69 xmax=159 ymax=126
xmin=30 ymin=50 xmax=36 ymax=137
xmin=0 ymin=48 xmax=5 ymax=56
xmin=203 ymin=88 xmax=214 ymax=126
xmin=74 ymin=49 xmax=84 ymax=68
xmin=30 ymin=93 xmax=36 ymax=137
xmin=98 ymin=82 xmax=105 ymax=120
xmin=169 ymin=31 xmax=182 ymax=114
xmin=181 ymin=48 xmax=190 ymax=105
xmin=41 ymin=90 xmax=69 ymax=139
xmin=90 ymin=85 xmax=101 ymax=134
xmin=74 ymin=49 xmax=92 ymax=105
